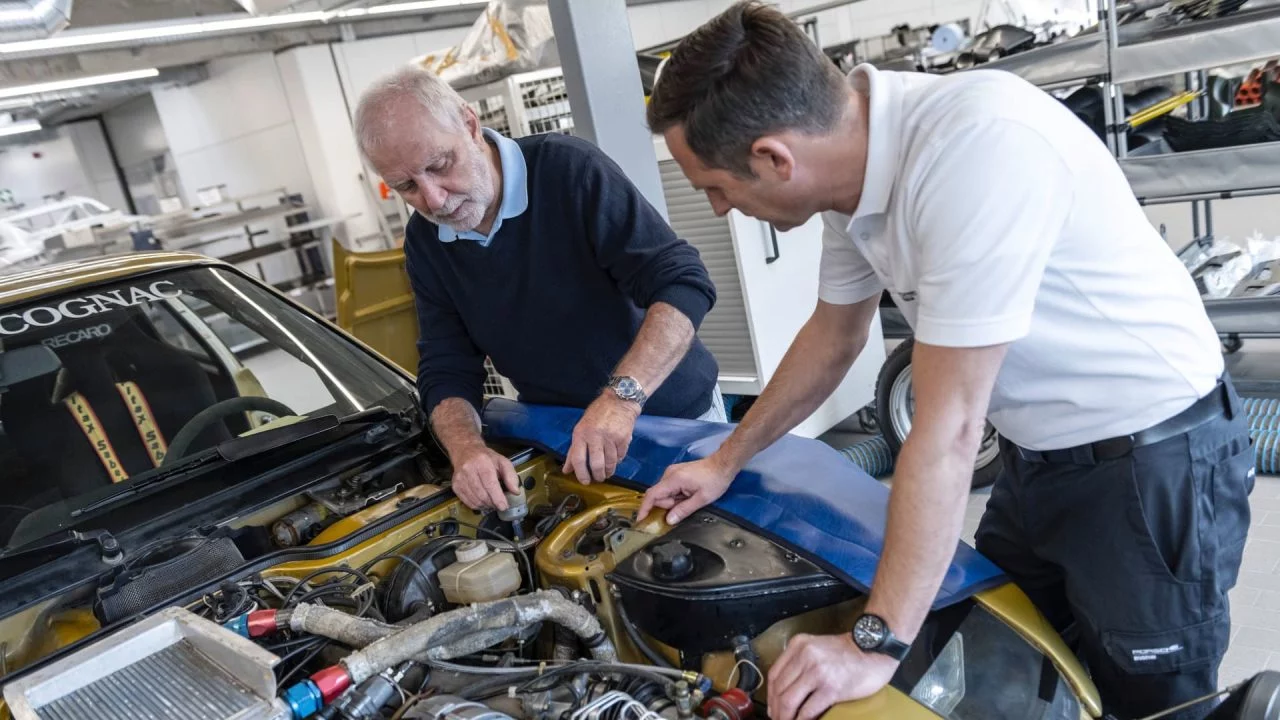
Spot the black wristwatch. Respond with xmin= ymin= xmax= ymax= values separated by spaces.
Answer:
xmin=607 ymin=375 xmax=648 ymax=408
xmin=851 ymin=613 xmax=911 ymax=661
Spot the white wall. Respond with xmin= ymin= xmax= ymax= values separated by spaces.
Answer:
xmin=0 ymin=121 xmax=127 ymax=211
xmin=331 ymin=27 xmax=473 ymax=108
xmin=151 ymin=52 xmax=315 ymax=208
xmin=277 ymin=44 xmax=382 ymax=245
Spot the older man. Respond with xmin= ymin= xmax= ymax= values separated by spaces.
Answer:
xmin=639 ymin=4 xmax=1252 ymax=720
xmin=353 ymin=66 xmax=723 ymax=511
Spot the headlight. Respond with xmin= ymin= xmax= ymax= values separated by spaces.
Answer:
xmin=896 ymin=601 xmax=1082 ymax=720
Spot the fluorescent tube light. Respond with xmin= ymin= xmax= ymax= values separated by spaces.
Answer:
xmin=0 ymin=119 xmax=42 ymax=138
xmin=337 ymin=1 xmax=486 ymax=18
xmin=0 ymin=68 xmax=161 ymax=100
xmin=0 ymin=11 xmax=327 ymax=55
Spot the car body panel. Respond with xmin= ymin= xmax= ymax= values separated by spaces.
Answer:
xmin=481 ymin=398 xmax=1009 ymax=610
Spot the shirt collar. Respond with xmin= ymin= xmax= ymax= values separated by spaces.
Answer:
xmin=438 ymin=127 xmax=529 ymax=245
xmin=847 ymin=64 xmax=903 ymax=227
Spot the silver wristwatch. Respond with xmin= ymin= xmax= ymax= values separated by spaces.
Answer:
xmin=607 ymin=375 xmax=648 ymax=407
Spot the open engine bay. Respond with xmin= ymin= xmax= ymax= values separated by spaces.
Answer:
xmin=0 ymin=426 xmax=1096 ymax=720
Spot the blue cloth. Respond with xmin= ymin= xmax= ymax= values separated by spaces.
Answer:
xmin=481 ymin=399 xmax=1009 ymax=609
xmin=406 ymin=132 xmax=720 ymax=421
xmin=438 ymin=128 xmax=529 ymax=246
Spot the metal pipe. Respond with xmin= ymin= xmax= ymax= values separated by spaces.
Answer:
xmin=0 ymin=0 xmax=73 ymax=42
xmin=1138 ymin=186 xmax=1280 ymax=205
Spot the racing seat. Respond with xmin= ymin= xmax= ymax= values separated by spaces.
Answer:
xmin=0 ymin=307 xmax=230 ymax=505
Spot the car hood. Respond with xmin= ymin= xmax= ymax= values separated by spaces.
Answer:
xmin=482 ymin=398 xmax=1006 ymax=609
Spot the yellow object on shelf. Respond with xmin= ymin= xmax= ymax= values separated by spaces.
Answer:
xmin=1127 ymin=90 xmax=1202 ymax=129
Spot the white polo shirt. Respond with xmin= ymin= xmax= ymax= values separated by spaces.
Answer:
xmin=821 ymin=64 xmax=1223 ymax=450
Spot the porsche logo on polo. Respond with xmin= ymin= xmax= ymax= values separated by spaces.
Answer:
xmin=0 ymin=281 xmax=183 ymax=336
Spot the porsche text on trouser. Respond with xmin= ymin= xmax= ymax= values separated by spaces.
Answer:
xmin=976 ymin=377 xmax=1255 ymax=720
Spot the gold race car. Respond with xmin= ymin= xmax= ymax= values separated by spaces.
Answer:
xmin=0 ymin=251 xmax=1271 ymax=720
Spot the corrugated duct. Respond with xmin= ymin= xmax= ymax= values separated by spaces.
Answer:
xmin=0 ymin=0 xmax=73 ymax=42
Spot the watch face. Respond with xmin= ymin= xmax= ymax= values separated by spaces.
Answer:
xmin=615 ymin=377 xmax=640 ymax=398
xmin=853 ymin=615 xmax=888 ymax=650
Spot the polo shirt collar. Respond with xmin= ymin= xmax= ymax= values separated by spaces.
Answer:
xmin=438 ymin=127 xmax=529 ymax=245
xmin=848 ymin=64 xmax=903 ymax=225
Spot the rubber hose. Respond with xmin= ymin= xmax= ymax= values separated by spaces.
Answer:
xmin=617 ymin=598 xmax=674 ymax=669
xmin=340 ymin=591 xmax=616 ymax=685
xmin=838 ymin=435 xmax=895 ymax=478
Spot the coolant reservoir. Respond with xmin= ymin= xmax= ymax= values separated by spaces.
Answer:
xmin=438 ymin=541 xmax=521 ymax=605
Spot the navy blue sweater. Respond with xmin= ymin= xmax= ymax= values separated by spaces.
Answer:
xmin=405 ymin=133 xmax=719 ymax=420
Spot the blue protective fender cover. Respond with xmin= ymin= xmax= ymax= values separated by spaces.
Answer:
xmin=481 ymin=399 xmax=1007 ymax=609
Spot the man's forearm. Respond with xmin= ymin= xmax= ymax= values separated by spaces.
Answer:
xmin=613 ymin=302 xmax=696 ymax=392
xmin=863 ymin=432 xmax=975 ymax=641
xmin=430 ymin=397 xmax=486 ymax=460
xmin=863 ymin=341 xmax=1007 ymax=643
xmin=714 ymin=308 xmax=868 ymax=473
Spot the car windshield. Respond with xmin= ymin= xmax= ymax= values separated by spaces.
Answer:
xmin=0 ymin=265 xmax=417 ymax=546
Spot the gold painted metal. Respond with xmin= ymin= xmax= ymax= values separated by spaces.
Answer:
xmin=331 ymin=239 xmax=418 ymax=373
xmin=0 ymin=251 xmax=220 ymax=305
xmin=309 ymin=484 xmax=444 ymax=545
xmin=975 ymin=583 xmax=1103 ymax=718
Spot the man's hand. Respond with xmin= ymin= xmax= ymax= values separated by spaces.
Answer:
xmin=767 ymin=633 xmax=899 ymax=720
xmin=449 ymin=441 xmax=521 ymax=510
xmin=563 ymin=394 xmax=640 ymax=484
xmin=637 ymin=455 xmax=735 ymax=524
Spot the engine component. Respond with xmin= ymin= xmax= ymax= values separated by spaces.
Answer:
xmin=499 ymin=487 xmax=528 ymax=525
xmin=609 ymin=512 xmax=857 ymax=656
xmin=575 ymin=510 xmax=631 ymax=557
xmin=406 ymin=695 xmax=514 ymax=720
xmin=97 ymin=535 xmax=246 ymax=623
xmin=383 ymin=536 xmax=470 ymax=622
xmin=272 ymin=503 xmax=332 ymax=547
xmin=438 ymin=542 xmax=522 ymax=605
xmin=3 ymin=606 xmax=289 ymax=720
xmin=703 ymin=689 xmax=754 ymax=720
xmin=340 ymin=590 xmax=616 ymax=685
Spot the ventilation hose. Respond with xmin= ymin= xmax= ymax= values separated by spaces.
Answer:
xmin=338 ymin=590 xmax=616 ymax=685
xmin=837 ymin=435 xmax=895 ymax=478
xmin=1233 ymin=396 xmax=1280 ymax=474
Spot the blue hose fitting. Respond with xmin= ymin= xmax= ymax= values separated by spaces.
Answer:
xmin=223 ymin=615 xmax=249 ymax=638
xmin=283 ymin=679 xmax=323 ymax=719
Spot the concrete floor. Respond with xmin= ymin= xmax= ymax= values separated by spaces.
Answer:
xmin=821 ymin=426 xmax=1280 ymax=689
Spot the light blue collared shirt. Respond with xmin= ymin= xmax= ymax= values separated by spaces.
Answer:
xmin=437 ymin=128 xmax=529 ymax=247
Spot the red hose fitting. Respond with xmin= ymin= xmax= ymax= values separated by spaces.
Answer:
xmin=702 ymin=688 xmax=754 ymax=720
xmin=246 ymin=609 xmax=279 ymax=638
xmin=310 ymin=665 xmax=352 ymax=704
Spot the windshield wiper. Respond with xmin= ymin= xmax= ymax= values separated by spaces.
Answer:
xmin=0 ymin=528 xmax=123 ymax=565
xmin=70 ymin=406 xmax=397 ymax=519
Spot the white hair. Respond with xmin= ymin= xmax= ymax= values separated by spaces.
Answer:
xmin=354 ymin=64 xmax=468 ymax=160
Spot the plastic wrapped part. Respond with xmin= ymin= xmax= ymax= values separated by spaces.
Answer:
xmin=417 ymin=0 xmax=558 ymax=92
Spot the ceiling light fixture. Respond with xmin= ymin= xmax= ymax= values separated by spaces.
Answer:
xmin=337 ymin=1 xmax=486 ymax=18
xmin=0 ymin=119 xmax=42 ymax=138
xmin=0 ymin=68 xmax=161 ymax=100
xmin=0 ymin=11 xmax=327 ymax=55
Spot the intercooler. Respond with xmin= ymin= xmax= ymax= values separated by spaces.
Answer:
xmin=4 ymin=607 xmax=291 ymax=720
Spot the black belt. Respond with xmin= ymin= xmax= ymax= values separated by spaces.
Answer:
xmin=1010 ymin=378 xmax=1236 ymax=465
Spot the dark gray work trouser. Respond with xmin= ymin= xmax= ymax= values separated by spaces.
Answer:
xmin=976 ymin=380 xmax=1255 ymax=720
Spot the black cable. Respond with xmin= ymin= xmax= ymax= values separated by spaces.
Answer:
xmin=616 ymin=601 xmax=674 ymax=669
xmin=283 ymin=566 xmax=376 ymax=607
xmin=278 ymin=639 xmax=330 ymax=687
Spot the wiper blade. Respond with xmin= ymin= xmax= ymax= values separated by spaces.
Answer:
xmin=71 ymin=406 xmax=395 ymax=518
xmin=0 ymin=528 xmax=122 ymax=564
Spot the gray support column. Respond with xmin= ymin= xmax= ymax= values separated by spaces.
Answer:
xmin=548 ymin=0 xmax=668 ymax=219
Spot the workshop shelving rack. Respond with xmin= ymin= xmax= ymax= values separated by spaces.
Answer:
xmin=984 ymin=2 xmax=1280 ymax=253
